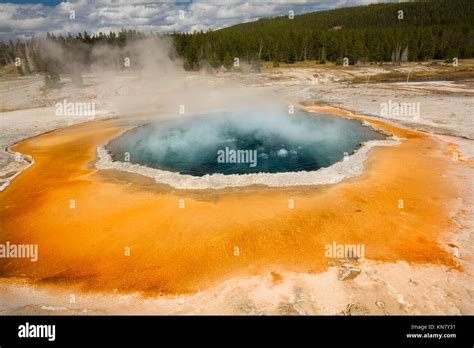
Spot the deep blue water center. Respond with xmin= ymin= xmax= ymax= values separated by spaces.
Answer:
xmin=106 ymin=111 xmax=385 ymax=176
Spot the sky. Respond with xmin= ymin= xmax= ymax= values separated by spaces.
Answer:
xmin=0 ymin=0 xmax=396 ymax=40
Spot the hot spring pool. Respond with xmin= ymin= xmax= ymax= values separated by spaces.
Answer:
xmin=106 ymin=111 xmax=385 ymax=176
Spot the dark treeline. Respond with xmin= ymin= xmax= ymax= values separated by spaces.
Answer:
xmin=0 ymin=0 xmax=473 ymax=78
xmin=174 ymin=0 xmax=474 ymax=69
xmin=0 ymin=30 xmax=152 ymax=74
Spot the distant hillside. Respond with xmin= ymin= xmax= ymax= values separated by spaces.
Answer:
xmin=223 ymin=0 xmax=471 ymax=32
xmin=173 ymin=0 xmax=474 ymax=69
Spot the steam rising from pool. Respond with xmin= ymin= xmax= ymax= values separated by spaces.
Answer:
xmin=106 ymin=110 xmax=385 ymax=176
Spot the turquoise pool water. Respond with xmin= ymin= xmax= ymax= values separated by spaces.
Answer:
xmin=106 ymin=110 xmax=385 ymax=176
